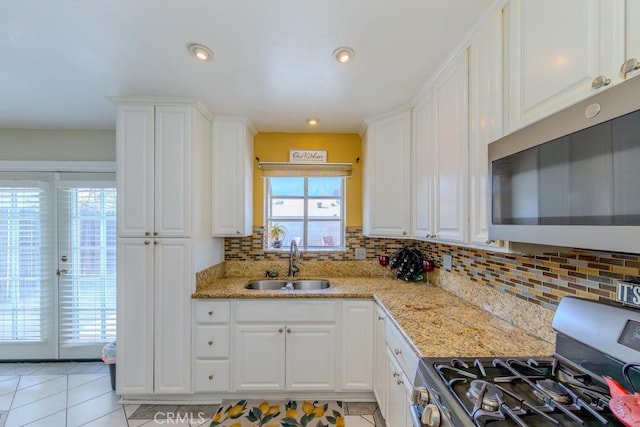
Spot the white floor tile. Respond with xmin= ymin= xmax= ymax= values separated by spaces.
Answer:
xmin=0 ymin=376 xmax=19 ymax=395
xmin=79 ymin=407 xmax=128 ymax=427
xmin=4 ymin=392 xmax=67 ymax=427
xmin=17 ymin=375 xmax=64 ymax=390
xmin=21 ymin=410 xmax=66 ymax=427
xmin=345 ymin=415 xmax=375 ymax=427
xmin=66 ymin=391 xmax=121 ymax=427
xmin=11 ymin=377 xmax=68 ymax=409
xmin=66 ymin=362 xmax=107 ymax=375
xmin=0 ymin=392 xmax=15 ymax=411
xmin=67 ymin=375 xmax=112 ymax=407
xmin=68 ymin=374 xmax=108 ymax=389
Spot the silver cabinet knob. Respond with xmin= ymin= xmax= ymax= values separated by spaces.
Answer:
xmin=208 ymin=374 xmax=214 ymax=380
xmin=394 ymin=348 xmax=402 ymax=355
xmin=621 ymin=58 xmax=640 ymax=75
xmin=392 ymin=371 xmax=400 ymax=377
xmin=378 ymin=315 xmax=385 ymax=321
xmin=144 ymin=240 xmax=150 ymax=245
xmin=208 ymin=340 xmax=213 ymax=346
xmin=397 ymin=378 xmax=404 ymax=385
xmin=485 ymin=239 xmax=495 ymax=245
xmin=153 ymin=232 xmax=159 ymax=236
xmin=287 ymin=328 xmax=291 ymax=334
xmin=236 ymin=230 xmax=240 ymax=235
xmin=425 ymin=234 xmax=432 ymax=239
xmin=278 ymin=328 xmax=283 ymax=333
xmin=402 ymin=231 xmax=407 ymax=236
xmin=208 ymin=310 xmax=214 ymax=316
xmin=591 ymin=75 xmax=611 ymax=89
xmin=145 ymin=232 xmax=151 ymax=236
xmin=154 ymin=240 xmax=159 ymax=245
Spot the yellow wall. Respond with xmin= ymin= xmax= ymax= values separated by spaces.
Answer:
xmin=253 ymin=132 xmax=362 ymax=227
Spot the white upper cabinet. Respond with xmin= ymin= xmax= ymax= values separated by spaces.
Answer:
xmin=117 ymin=104 xmax=193 ymax=238
xmin=505 ymin=0 xmax=624 ymax=132
xmin=431 ymin=49 xmax=469 ymax=244
xmin=363 ymin=109 xmax=411 ymax=238
xmin=623 ymin=1 xmax=640 ymax=79
xmin=211 ymin=117 xmax=255 ymax=237
xmin=468 ymin=9 xmax=504 ymax=248
xmin=411 ymin=94 xmax=436 ymax=241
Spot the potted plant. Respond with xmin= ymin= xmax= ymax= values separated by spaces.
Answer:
xmin=268 ymin=223 xmax=287 ymax=248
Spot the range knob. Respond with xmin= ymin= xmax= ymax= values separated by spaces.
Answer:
xmin=412 ymin=386 xmax=430 ymax=405
xmin=422 ymin=404 xmax=441 ymax=427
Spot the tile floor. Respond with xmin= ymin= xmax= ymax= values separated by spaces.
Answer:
xmin=0 ymin=362 xmax=385 ymax=427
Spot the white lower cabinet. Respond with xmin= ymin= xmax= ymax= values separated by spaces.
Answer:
xmin=373 ymin=306 xmax=388 ymax=419
xmin=193 ymin=301 xmax=230 ymax=393
xmin=340 ymin=300 xmax=374 ymax=391
xmin=231 ymin=300 xmax=338 ymax=392
xmin=387 ymin=348 xmax=412 ymax=427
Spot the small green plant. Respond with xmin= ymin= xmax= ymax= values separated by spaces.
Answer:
xmin=268 ymin=223 xmax=287 ymax=248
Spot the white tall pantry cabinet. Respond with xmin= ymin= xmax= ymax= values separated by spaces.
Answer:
xmin=114 ymin=99 xmax=216 ymax=396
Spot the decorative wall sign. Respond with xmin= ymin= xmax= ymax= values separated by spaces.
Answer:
xmin=617 ymin=279 xmax=640 ymax=307
xmin=289 ymin=149 xmax=327 ymax=163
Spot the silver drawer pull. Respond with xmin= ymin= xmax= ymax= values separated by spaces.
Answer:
xmin=208 ymin=340 xmax=213 ymax=346
xmin=208 ymin=310 xmax=214 ymax=316
xmin=397 ymin=378 xmax=404 ymax=385
xmin=394 ymin=348 xmax=402 ymax=355
xmin=392 ymin=371 xmax=400 ymax=377
xmin=378 ymin=315 xmax=385 ymax=321
xmin=208 ymin=374 xmax=214 ymax=380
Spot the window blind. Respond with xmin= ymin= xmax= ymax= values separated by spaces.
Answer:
xmin=57 ymin=187 xmax=116 ymax=347
xmin=0 ymin=185 xmax=49 ymax=342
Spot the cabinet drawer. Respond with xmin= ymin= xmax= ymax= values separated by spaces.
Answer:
xmin=235 ymin=300 xmax=337 ymax=323
xmin=385 ymin=321 xmax=419 ymax=379
xmin=194 ymin=360 xmax=229 ymax=392
xmin=195 ymin=301 xmax=230 ymax=323
xmin=195 ymin=325 xmax=229 ymax=358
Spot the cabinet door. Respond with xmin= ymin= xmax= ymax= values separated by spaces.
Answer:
xmin=154 ymin=106 xmax=192 ymax=237
xmin=154 ymin=238 xmax=193 ymax=394
xmin=211 ymin=119 xmax=254 ymax=237
xmin=506 ymin=0 xmax=623 ymax=132
xmin=116 ymin=238 xmax=154 ymax=394
xmin=626 ymin=1 xmax=640 ymax=79
xmin=116 ymin=105 xmax=155 ymax=237
xmin=411 ymin=94 xmax=436 ymax=241
xmin=286 ymin=325 xmax=337 ymax=391
xmin=373 ymin=306 xmax=388 ymax=419
xmin=233 ymin=325 xmax=286 ymax=391
xmin=433 ymin=50 xmax=469 ymax=244
xmin=363 ymin=109 xmax=411 ymax=238
xmin=386 ymin=349 xmax=408 ymax=427
xmin=340 ymin=301 xmax=373 ymax=391
xmin=469 ymin=9 xmax=503 ymax=248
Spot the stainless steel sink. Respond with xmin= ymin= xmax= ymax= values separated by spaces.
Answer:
xmin=244 ymin=279 xmax=331 ymax=290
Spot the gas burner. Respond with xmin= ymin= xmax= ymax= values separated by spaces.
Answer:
xmin=467 ymin=380 xmax=503 ymax=411
xmin=535 ymin=379 xmax=572 ymax=404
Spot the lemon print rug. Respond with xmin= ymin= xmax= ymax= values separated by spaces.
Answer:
xmin=210 ymin=400 xmax=344 ymax=427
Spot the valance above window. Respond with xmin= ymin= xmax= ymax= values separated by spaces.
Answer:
xmin=258 ymin=162 xmax=352 ymax=177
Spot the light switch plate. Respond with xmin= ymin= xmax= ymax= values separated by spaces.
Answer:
xmin=355 ymin=248 xmax=367 ymax=260
xmin=443 ymin=254 xmax=453 ymax=270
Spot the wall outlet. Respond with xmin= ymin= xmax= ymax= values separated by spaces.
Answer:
xmin=443 ymin=254 xmax=453 ymax=270
xmin=355 ymin=248 xmax=367 ymax=260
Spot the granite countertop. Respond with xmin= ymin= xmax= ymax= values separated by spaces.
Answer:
xmin=194 ymin=276 xmax=556 ymax=359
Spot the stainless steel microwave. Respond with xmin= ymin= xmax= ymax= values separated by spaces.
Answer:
xmin=488 ymin=76 xmax=640 ymax=253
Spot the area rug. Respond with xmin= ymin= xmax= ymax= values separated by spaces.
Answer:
xmin=210 ymin=400 xmax=344 ymax=427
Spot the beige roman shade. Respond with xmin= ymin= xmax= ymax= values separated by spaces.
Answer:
xmin=258 ymin=162 xmax=352 ymax=177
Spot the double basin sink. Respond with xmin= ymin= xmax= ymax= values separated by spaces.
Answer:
xmin=244 ymin=279 xmax=330 ymax=291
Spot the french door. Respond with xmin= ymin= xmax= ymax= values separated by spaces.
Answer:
xmin=0 ymin=171 xmax=116 ymax=360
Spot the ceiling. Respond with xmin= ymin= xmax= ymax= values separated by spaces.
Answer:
xmin=1 ymin=0 xmax=494 ymax=133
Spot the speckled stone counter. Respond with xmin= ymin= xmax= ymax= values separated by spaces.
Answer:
xmin=193 ymin=276 xmax=555 ymax=359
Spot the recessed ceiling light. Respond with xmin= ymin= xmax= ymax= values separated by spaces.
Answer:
xmin=306 ymin=118 xmax=319 ymax=126
xmin=188 ymin=43 xmax=213 ymax=61
xmin=333 ymin=46 xmax=355 ymax=64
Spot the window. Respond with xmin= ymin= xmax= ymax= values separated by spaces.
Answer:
xmin=266 ymin=176 xmax=345 ymax=250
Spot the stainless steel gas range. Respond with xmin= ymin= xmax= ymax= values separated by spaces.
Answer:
xmin=410 ymin=297 xmax=640 ymax=426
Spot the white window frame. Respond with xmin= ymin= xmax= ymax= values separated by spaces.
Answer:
xmin=265 ymin=176 xmax=346 ymax=251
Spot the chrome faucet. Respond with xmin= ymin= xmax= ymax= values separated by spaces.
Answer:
xmin=288 ymin=240 xmax=300 ymax=277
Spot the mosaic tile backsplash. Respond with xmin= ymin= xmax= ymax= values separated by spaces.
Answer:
xmin=224 ymin=227 xmax=640 ymax=310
